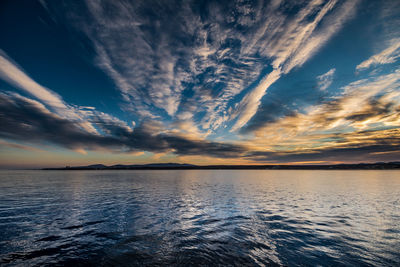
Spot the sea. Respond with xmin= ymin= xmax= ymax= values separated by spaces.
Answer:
xmin=0 ymin=170 xmax=399 ymax=266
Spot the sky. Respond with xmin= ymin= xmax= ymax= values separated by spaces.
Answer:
xmin=0 ymin=0 xmax=399 ymax=168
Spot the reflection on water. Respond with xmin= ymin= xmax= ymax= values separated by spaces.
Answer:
xmin=0 ymin=170 xmax=399 ymax=266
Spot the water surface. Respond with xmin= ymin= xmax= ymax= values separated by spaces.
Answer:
xmin=0 ymin=170 xmax=399 ymax=266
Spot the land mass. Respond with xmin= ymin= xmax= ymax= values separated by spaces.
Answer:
xmin=43 ymin=162 xmax=400 ymax=170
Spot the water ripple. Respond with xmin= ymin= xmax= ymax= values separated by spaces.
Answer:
xmin=0 ymin=170 xmax=399 ymax=266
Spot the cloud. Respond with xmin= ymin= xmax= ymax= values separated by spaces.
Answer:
xmin=246 ymin=69 xmax=400 ymax=160
xmin=246 ymin=134 xmax=400 ymax=163
xmin=231 ymin=0 xmax=358 ymax=131
xmin=40 ymin=0 xmax=357 ymax=134
xmin=0 ymin=50 xmax=67 ymax=112
xmin=0 ymin=50 xmax=99 ymax=134
xmin=3 ymin=0 xmax=399 ymax=164
xmin=231 ymin=69 xmax=281 ymax=131
xmin=0 ymin=92 xmax=247 ymax=158
xmin=81 ymin=0 xmax=271 ymax=128
xmin=0 ymin=139 xmax=45 ymax=152
xmin=317 ymin=68 xmax=336 ymax=91
xmin=0 ymin=51 xmax=139 ymax=138
xmin=356 ymin=40 xmax=400 ymax=71
xmin=0 ymin=75 xmax=399 ymax=163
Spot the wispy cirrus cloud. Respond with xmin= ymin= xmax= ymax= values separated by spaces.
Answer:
xmin=77 ymin=0 xmax=270 ymax=128
xmin=247 ymin=69 xmax=400 ymax=158
xmin=2 ymin=0 xmax=399 ymax=165
xmin=0 ymin=92 xmax=247 ymax=158
xmin=245 ymin=131 xmax=400 ymax=163
xmin=41 ymin=0 xmax=358 ymax=134
xmin=0 ymin=51 xmax=247 ymax=158
xmin=0 ymin=50 xmax=100 ymax=134
xmin=356 ymin=40 xmax=400 ymax=71
xmin=0 ymin=50 xmax=143 ymax=146
xmin=317 ymin=68 xmax=336 ymax=91
xmin=0 ymin=51 xmax=70 ymax=115
xmin=0 ymin=139 xmax=45 ymax=153
xmin=231 ymin=0 xmax=359 ymax=131
xmin=1 ymin=53 xmax=399 ymax=163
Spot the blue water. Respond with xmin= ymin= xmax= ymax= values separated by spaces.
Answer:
xmin=0 ymin=170 xmax=399 ymax=266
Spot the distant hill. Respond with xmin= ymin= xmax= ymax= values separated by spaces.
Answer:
xmin=108 ymin=163 xmax=196 ymax=169
xmin=43 ymin=162 xmax=400 ymax=170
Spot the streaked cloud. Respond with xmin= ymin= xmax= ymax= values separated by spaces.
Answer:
xmin=1 ymin=0 xmax=399 ymax=166
xmin=356 ymin=40 xmax=400 ymax=71
xmin=0 ymin=50 xmax=68 ymax=113
xmin=231 ymin=69 xmax=281 ymax=131
xmin=0 ymin=139 xmax=45 ymax=153
xmin=41 ymin=0 xmax=359 ymax=133
xmin=231 ymin=0 xmax=358 ymax=130
xmin=317 ymin=68 xmax=336 ymax=91
xmin=248 ymin=69 xmax=400 ymax=159
xmin=0 ymin=92 xmax=247 ymax=158
xmin=0 ymin=50 xmax=99 ymax=134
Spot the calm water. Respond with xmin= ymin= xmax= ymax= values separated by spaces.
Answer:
xmin=0 ymin=170 xmax=399 ymax=266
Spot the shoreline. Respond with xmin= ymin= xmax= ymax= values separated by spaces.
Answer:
xmin=42 ymin=162 xmax=400 ymax=170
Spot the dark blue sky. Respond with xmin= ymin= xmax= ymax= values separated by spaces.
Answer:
xmin=0 ymin=0 xmax=399 ymax=167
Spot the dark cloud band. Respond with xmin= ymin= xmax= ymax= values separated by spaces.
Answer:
xmin=0 ymin=93 xmax=246 ymax=158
